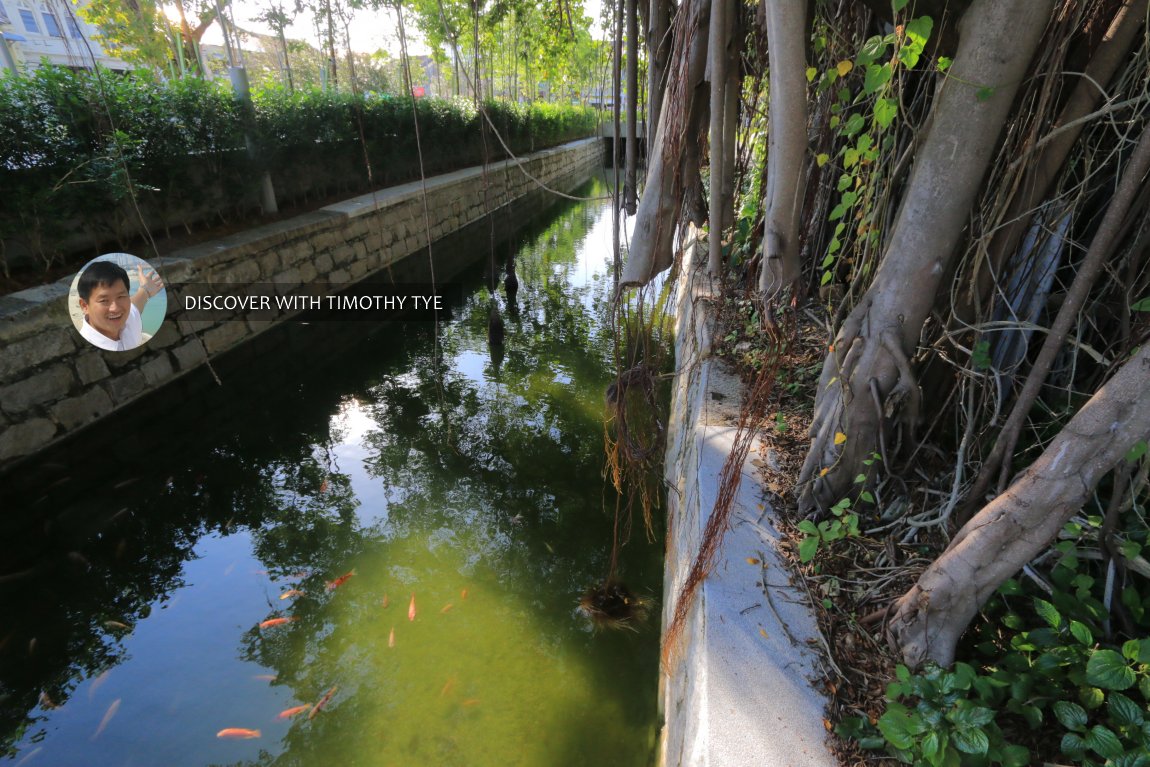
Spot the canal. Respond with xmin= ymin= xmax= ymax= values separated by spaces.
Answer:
xmin=0 ymin=179 xmax=663 ymax=767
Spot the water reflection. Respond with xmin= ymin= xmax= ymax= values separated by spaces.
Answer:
xmin=0 ymin=179 xmax=661 ymax=766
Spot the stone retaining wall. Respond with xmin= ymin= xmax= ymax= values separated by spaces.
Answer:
xmin=0 ymin=138 xmax=604 ymax=470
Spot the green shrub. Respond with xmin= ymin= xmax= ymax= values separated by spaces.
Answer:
xmin=840 ymin=581 xmax=1150 ymax=766
xmin=0 ymin=66 xmax=598 ymax=275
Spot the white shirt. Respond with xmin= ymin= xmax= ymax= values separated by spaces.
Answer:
xmin=80 ymin=304 xmax=144 ymax=351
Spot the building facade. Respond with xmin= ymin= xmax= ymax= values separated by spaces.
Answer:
xmin=0 ymin=0 xmax=129 ymax=73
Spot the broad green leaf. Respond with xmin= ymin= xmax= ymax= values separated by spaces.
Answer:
xmin=1084 ymin=724 xmax=1123 ymax=760
xmin=951 ymin=727 xmax=989 ymax=755
xmin=921 ymin=730 xmax=941 ymax=759
xmin=976 ymin=86 xmax=995 ymax=102
xmin=797 ymin=520 xmax=819 ymax=535
xmin=1113 ymin=754 xmax=1150 ymax=767
xmin=1070 ymin=620 xmax=1094 ymax=646
xmin=892 ymin=0 xmax=908 ymax=10
xmin=1035 ymin=598 xmax=1063 ymax=629
xmin=856 ymin=35 xmax=889 ymax=67
xmin=1080 ymin=686 xmax=1106 ymax=709
xmin=1107 ymin=692 xmax=1144 ymax=727
xmin=1087 ymin=649 xmax=1136 ymax=690
xmin=798 ymin=535 xmax=819 ymax=563
xmin=951 ymin=663 xmax=976 ymax=691
xmin=843 ymin=113 xmax=866 ymax=136
xmin=1061 ymin=732 xmax=1087 ymax=759
xmin=937 ymin=56 xmax=953 ymax=71
xmin=863 ymin=63 xmax=891 ymax=95
xmin=836 ymin=60 xmax=853 ymax=77
xmin=1131 ymin=296 xmax=1150 ymax=311
xmin=874 ymin=98 xmax=898 ymax=129
xmin=1053 ymin=700 xmax=1088 ymax=732
xmin=877 ymin=707 xmax=915 ymax=750
xmin=1122 ymin=638 xmax=1144 ymax=661
xmin=806 ymin=67 xmax=817 ymax=83
xmin=816 ymin=152 xmax=829 ymax=167
xmin=899 ymin=16 xmax=933 ymax=68
xmin=1128 ymin=440 xmax=1148 ymax=463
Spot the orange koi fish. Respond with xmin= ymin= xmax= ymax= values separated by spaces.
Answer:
xmin=408 ymin=594 xmax=417 ymax=621
xmin=440 ymin=679 xmax=455 ymax=697
xmin=38 ymin=691 xmax=58 ymax=710
xmin=277 ymin=705 xmax=310 ymax=719
xmin=259 ymin=617 xmax=297 ymax=630
xmin=440 ymin=603 xmax=453 ymax=614
xmin=91 ymin=698 xmax=121 ymax=740
xmin=326 ymin=570 xmax=356 ymax=591
xmin=381 ymin=594 xmax=390 ymax=608
xmin=217 ymin=728 xmax=261 ymax=739
xmin=460 ymin=589 xmax=468 ymax=600
xmin=308 ymin=685 xmax=338 ymax=720
xmin=388 ymin=628 xmax=395 ymax=648
xmin=462 ymin=699 xmax=481 ymax=706
xmin=252 ymin=674 xmax=277 ymax=682
xmin=279 ymin=589 xmax=304 ymax=600
xmin=319 ymin=478 xmax=329 ymax=493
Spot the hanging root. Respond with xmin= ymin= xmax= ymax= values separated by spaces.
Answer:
xmin=662 ymin=342 xmax=781 ymax=666
xmin=579 ymin=581 xmax=652 ymax=631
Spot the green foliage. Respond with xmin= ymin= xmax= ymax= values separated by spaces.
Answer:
xmin=0 ymin=67 xmax=597 ymax=273
xmin=812 ymin=7 xmax=934 ymax=295
xmin=797 ymin=496 xmax=861 ymax=562
xmin=841 ymin=578 xmax=1150 ymax=766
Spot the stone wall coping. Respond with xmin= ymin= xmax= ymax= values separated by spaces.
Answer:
xmin=660 ymin=233 xmax=836 ymax=767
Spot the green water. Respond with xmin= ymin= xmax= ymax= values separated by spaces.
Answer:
xmin=0 ymin=180 xmax=662 ymax=767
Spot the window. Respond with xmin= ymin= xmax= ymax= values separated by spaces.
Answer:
xmin=19 ymin=8 xmax=39 ymax=33
xmin=65 ymin=15 xmax=81 ymax=38
xmin=42 ymin=10 xmax=62 ymax=37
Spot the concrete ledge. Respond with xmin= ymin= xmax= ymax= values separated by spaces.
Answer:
xmin=660 ymin=239 xmax=835 ymax=767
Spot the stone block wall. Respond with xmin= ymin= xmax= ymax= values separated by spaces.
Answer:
xmin=0 ymin=138 xmax=604 ymax=470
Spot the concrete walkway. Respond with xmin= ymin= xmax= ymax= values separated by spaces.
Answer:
xmin=659 ymin=243 xmax=837 ymax=767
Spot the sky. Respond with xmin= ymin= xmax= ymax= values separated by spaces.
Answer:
xmin=192 ymin=0 xmax=604 ymax=57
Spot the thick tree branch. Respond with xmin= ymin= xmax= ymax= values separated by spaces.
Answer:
xmin=892 ymin=342 xmax=1150 ymax=667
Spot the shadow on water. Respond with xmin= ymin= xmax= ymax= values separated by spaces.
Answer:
xmin=0 ymin=177 xmax=663 ymax=766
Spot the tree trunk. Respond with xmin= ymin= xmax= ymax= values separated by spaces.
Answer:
xmin=647 ymin=0 xmax=673 ymax=159
xmin=279 ymin=28 xmax=294 ymax=91
xmin=620 ymin=0 xmax=711 ymax=287
xmin=796 ymin=0 xmax=1055 ymax=515
xmin=625 ymin=0 xmax=639 ymax=213
xmin=891 ymin=342 xmax=1150 ymax=667
xmin=757 ymin=0 xmax=808 ymax=299
xmin=720 ymin=10 xmax=738 ymax=232
xmin=706 ymin=0 xmax=727 ymax=274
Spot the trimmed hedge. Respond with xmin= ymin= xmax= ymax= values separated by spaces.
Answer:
xmin=0 ymin=67 xmax=599 ymax=273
